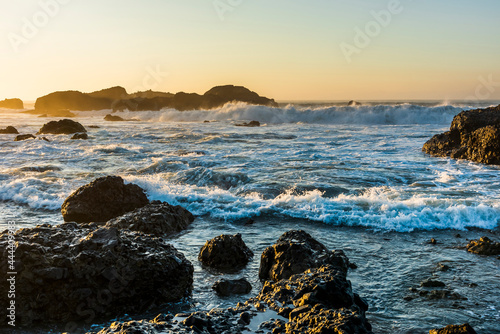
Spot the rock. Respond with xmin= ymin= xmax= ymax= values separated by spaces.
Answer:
xmin=104 ymin=114 xmax=130 ymax=122
xmin=34 ymin=88 xmax=127 ymax=112
xmin=212 ymin=278 xmax=252 ymax=296
xmin=88 ymin=125 xmax=100 ymax=128
xmin=420 ymin=279 xmax=446 ymax=288
xmin=61 ymin=176 xmax=149 ymax=223
xmin=423 ymin=104 xmax=500 ymax=164
xmin=429 ymin=323 xmax=477 ymax=334
xmin=348 ymin=100 xmax=362 ymax=106
xmin=429 ymin=238 xmax=437 ymax=244
xmin=204 ymin=85 xmax=278 ymax=107
xmin=0 ymin=126 xmax=19 ymax=134
xmin=14 ymin=134 xmax=36 ymax=141
xmin=38 ymin=119 xmax=87 ymax=135
xmin=22 ymin=108 xmax=76 ymax=117
xmin=0 ymin=223 xmax=193 ymax=327
xmin=71 ymin=133 xmax=88 ymax=140
xmin=259 ymin=230 xmax=349 ymax=281
xmin=466 ymin=236 xmax=500 ymax=255
xmin=105 ymin=201 xmax=194 ymax=236
xmin=235 ymin=120 xmax=260 ymax=127
xmin=88 ymin=86 xmax=128 ymax=100
xmin=198 ymin=234 xmax=253 ymax=271
xmin=0 ymin=98 xmax=23 ymax=109
xmin=39 ymin=136 xmax=50 ymax=142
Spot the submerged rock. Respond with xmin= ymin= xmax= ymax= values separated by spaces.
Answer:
xmin=198 ymin=233 xmax=254 ymax=271
xmin=106 ymin=201 xmax=194 ymax=237
xmin=71 ymin=133 xmax=88 ymax=140
xmin=348 ymin=100 xmax=362 ymax=106
xmin=0 ymin=126 xmax=19 ymax=134
xmin=466 ymin=236 xmax=500 ymax=255
xmin=429 ymin=323 xmax=477 ymax=334
xmin=212 ymin=278 xmax=252 ymax=296
xmin=0 ymin=223 xmax=193 ymax=327
xmin=14 ymin=134 xmax=36 ymax=141
xmin=423 ymin=104 xmax=500 ymax=164
xmin=38 ymin=119 xmax=87 ymax=135
xmin=259 ymin=230 xmax=349 ymax=281
xmin=235 ymin=120 xmax=260 ymax=127
xmin=61 ymin=176 xmax=149 ymax=223
xmin=104 ymin=114 xmax=129 ymax=122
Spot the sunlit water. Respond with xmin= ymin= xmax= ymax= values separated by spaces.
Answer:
xmin=1 ymin=102 xmax=499 ymax=333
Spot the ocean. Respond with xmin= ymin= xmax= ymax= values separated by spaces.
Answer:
xmin=1 ymin=101 xmax=499 ymax=333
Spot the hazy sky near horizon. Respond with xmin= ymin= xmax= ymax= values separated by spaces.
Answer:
xmin=1 ymin=0 xmax=500 ymax=101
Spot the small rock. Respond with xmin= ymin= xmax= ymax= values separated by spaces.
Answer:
xmin=429 ymin=323 xmax=477 ymax=334
xmin=235 ymin=120 xmax=260 ymax=127
xmin=104 ymin=114 xmax=128 ymax=122
xmin=71 ymin=133 xmax=88 ymax=140
xmin=212 ymin=278 xmax=252 ymax=296
xmin=38 ymin=119 xmax=86 ymax=134
xmin=466 ymin=236 xmax=500 ymax=255
xmin=0 ymin=126 xmax=19 ymax=134
xmin=15 ymin=134 xmax=36 ymax=141
xmin=198 ymin=233 xmax=254 ymax=271
xmin=421 ymin=279 xmax=446 ymax=288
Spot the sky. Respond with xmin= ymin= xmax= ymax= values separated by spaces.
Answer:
xmin=1 ymin=0 xmax=500 ymax=102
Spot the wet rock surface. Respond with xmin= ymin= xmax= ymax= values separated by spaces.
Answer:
xmin=61 ymin=176 xmax=150 ymax=223
xmin=0 ymin=222 xmax=194 ymax=327
xmin=212 ymin=278 xmax=252 ymax=296
xmin=14 ymin=134 xmax=36 ymax=141
xmin=423 ymin=104 xmax=500 ymax=164
xmin=429 ymin=323 xmax=477 ymax=334
xmin=198 ymin=233 xmax=254 ymax=271
xmin=259 ymin=230 xmax=349 ymax=281
xmin=104 ymin=114 xmax=131 ymax=122
xmin=71 ymin=133 xmax=89 ymax=140
xmin=235 ymin=120 xmax=260 ymax=127
xmin=38 ymin=119 xmax=87 ymax=135
xmin=0 ymin=126 xmax=19 ymax=134
xmin=105 ymin=201 xmax=194 ymax=236
xmin=466 ymin=236 xmax=500 ymax=255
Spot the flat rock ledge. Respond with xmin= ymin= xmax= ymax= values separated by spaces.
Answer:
xmin=423 ymin=104 xmax=500 ymax=164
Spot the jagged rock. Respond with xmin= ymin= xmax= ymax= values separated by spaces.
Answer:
xmin=212 ymin=278 xmax=252 ymax=296
xmin=38 ymin=119 xmax=87 ymax=135
xmin=0 ymin=98 xmax=23 ymax=109
xmin=105 ymin=201 xmax=194 ymax=236
xmin=0 ymin=126 xmax=19 ymax=134
xmin=71 ymin=133 xmax=88 ymax=140
xmin=235 ymin=120 xmax=260 ymax=127
xmin=61 ymin=176 xmax=149 ymax=223
xmin=0 ymin=223 xmax=193 ymax=327
xmin=423 ymin=104 xmax=500 ymax=164
xmin=198 ymin=234 xmax=253 ymax=271
xmin=259 ymin=230 xmax=349 ymax=281
xmin=14 ymin=134 xmax=36 ymax=141
xmin=466 ymin=236 xmax=500 ymax=255
xmin=34 ymin=88 xmax=126 ymax=112
xmin=429 ymin=323 xmax=477 ymax=334
xmin=348 ymin=100 xmax=362 ymax=106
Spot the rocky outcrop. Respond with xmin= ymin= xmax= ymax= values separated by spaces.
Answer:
xmin=61 ymin=176 xmax=149 ymax=223
xmin=204 ymin=85 xmax=278 ymax=107
xmin=212 ymin=278 xmax=252 ymax=296
xmin=235 ymin=120 xmax=260 ymax=127
xmin=88 ymin=86 xmax=128 ymax=100
xmin=0 ymin=222 xmax=193 ymax=327
xmin=14 ymin=134 xmax=36 ymax=141
xmin=429 ymin=323 xmax=477 ymax=334
xmin=198 ymin=234 xmax=253 ymax=271
xmin=0 ymin=98 xmax=23 ymax=109
xmin=71 ymin=133 xmax=88 ymax=140
xmin=466 ymin=236 xmax=500 ymax=255
xmin=423 ymin=104 xmax=500 ymax=164
xmin=0 ymin=126 xmax=19 ymax=134
xmin=259 ymin=230 xmax=349 ymax=281
xmin=35 ymin=91 xmax=114 ymax=112
xmin=38 ymin=119 xmax=87 ymax=134
xmin=105 ymin=201 xmax=194 ymax=237
xmin=23 ymin=108 xmax=76 ymax=117
xmin=348 ymin=100 xmax=362 ymax=106
xmin=104 ymin=114 xmax=130 ymax=121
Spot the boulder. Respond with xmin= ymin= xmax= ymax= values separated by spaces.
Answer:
xmin=38 ymin=119 xmax=87 ymax=135
xmin=429 ymin=323 xmax=477 ymax=334
xmin=0 ymin=126 xmax=19 ymax=134
xmin=235 ymin=120 xmax=260 ymax=127
xmin=198 ymin=234 xmax=254 ymax=271
xmin=466 ymin=236 xmax=500 ymax=255
xmin=348 ymin=100 xmax=362 ymax=106
xmin=212 ymin=278 xmax=252 ymax=296
xmin=0 ymin=223 xmax=193 ymax=327
xmin=61 ymin=176 xmax=149 ymax=223
xmin=14 ymin=134 xmax=36 ymax=141
xmin=259 ymin=230 xmax=349 ymax=281
xmin=423 ymin=104 xmax=500 ymax=164
xmin=105 ymin=201 xmax=194 ymax=237
xmin=204 ymin=85 xmax=278 ymax=107
xmin=0 ymin=98 xmax=23 ymax=109
xmin=71 ymin=133 xmax=88 ymax=140
xmin=104 ymin=114 xmax=128 ymax=121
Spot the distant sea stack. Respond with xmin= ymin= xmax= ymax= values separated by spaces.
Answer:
xmin=423 ymin=104 xmax=500 ymax=164
xmin=0 ymin=98 xmax=24 ymax=109
xmin=34 ymin=85 xmax=277 ymax=113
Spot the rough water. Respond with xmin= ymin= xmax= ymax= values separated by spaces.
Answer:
xmin=1 ymin=101 xmax=499 ymax=333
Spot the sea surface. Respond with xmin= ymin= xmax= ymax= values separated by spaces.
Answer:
xmin=1 ymin=101 xmax=499 ymax=333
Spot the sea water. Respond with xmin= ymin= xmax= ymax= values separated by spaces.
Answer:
xmin=0 ymin=101 xmax=499 ymax=333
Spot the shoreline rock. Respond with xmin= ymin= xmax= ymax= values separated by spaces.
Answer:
xmin=429 ymin=323 xmax=477 ymax=334
xmin=0 ymin=126 xmax=19 ymax=134
xmin=198 ymin=233 xmax=254 ymax=271
xmin=466 ymin=236 xmax=500 ymax=255
xmin=38 ymin=119 xmax=87 ymax=135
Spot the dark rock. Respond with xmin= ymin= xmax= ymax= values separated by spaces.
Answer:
xmin=61 ymin=176 xmax=149 ymax=223
xmin=38 ymin=119 xmax=87 ymax=135
xmin=420 ymin=279 xmax=446 ymax=288
xmin=88 ymin=86 xmax=128 ymax=100
xmin=429 ymin=323 xmax=477 ymax=334
xmin=34 ymin=88 xmax=125 ymax=112
xmin=205 ymin=85 xmax=277 ymax=107
xmin=88 ymin=125 xmax=100 ymax=128
xmin=14 ymin=134 xmax=36 ymax=141
xmin=423 ymin=104 xmax=500 ymax=164
xmin=22 ymin=108 xmax=76 ymax=117
xmin=238 ymin=312 xmax=251 ymax=325
xmin=259 ymin=230 xmax=349 ymax=281
xmin=212 ymin=278 xmax=252 ymax=296
xmin=235 ymin=120 xmax=261 ymax=127
xmin=0 ymin=98 xmax=23 ymax=109
xmin=71 ymin=133 xmax=88 ymax=140
xmin=39 ymin=136 xmax=50 ymax=142
xmin=105 ymin=201 xmax=194 ymax=237
xmin=348 ymin=100 xmax=362 ymax=106
xmin=466 ymin=236 xmax=500 ymax=255
xmin=429 ymin=238 xmax=437 ymax=245
xmin=0 ymin=126 xmax=19 ymax=134
xmin=198 ymin=233 xmax=253 ymax=271
xmin=104 ymin=114 xmax=129 ymax=122
xmin=0 ymin=223 xmax=193 ymax=327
